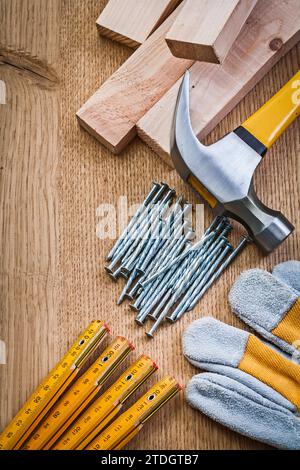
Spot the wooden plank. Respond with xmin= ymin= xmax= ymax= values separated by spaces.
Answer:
xmin=137 ymin=0 xmax=300 ymax=166
xmin=0 ymin=0 xmax=60 ymax=81
xmin=165 ymin=0 xmax=257 ymax=63
xmin=77 ymin=2 xmax=193 ymax=154
xmin=97 ymin=0 xmax=182 ymax=48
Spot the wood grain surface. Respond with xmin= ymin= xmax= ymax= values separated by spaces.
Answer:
xmin=0 ymin=0 xmax=61 ymax=81
xmin=138 ymin=0 xmax=300 ymax=166
xmin=97 ymin=0 xmax=181 ymax=48
xmin=77 ymin=2 xmax=193 ymax=154
xmin=0 ymin=0 xmax=299 ymax=451
xmin=165 ymin=0 xmax=257 ymax=63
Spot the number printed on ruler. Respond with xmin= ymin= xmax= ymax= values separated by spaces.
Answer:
xmin=87 ymin=376 xmax=181 ymax=451
xmin=23 ymin=336 xmax=134 ymax=450
xmin=54 ymin=355 xmax=158 ymax=450
xmin=0 ymin=321 xmax=109 ymax=451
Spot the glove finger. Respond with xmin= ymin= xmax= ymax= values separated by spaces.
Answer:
xmin=186 ymin=372 xmax=300 ymax=450
xmin=273 ymin=260 xmax=300 ymax=294
xmin=183 ymin=317 xmax=300 ymax=410
xmin=229 ymin=269 xmax=300 ymax=356
xmin=183 ymin=316 xmax=248 ymax=369
xmin=191 ymin=363 xmax=296 ymax=412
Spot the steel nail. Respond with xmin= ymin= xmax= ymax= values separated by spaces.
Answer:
xmin=135 ymin=219 xmax=166 ymax=273
xmin=117 ymin=268 xmax=139 ymax=304
xmin=132 ymin=240 xmax=190 ymax=317
xmin=127 ymin=279 xmax=144 ymax=299
xmin=130 ymin=279 xmax=154 ymax=310
xmin=108 ymin=266 xmax=123 ymax=281
xmin=143 ymin=236 xmax=192 ymax=304
xmin=168 ymin=244 xmax=220 ymax=313
xmin=146 ymin=293 xmax=175 ymax=338
xmin=203 ymin=216 xmax=224 ymax=235
xmin=166 ymin=238 xmax=228 ymax=322
xmin=141 ymin=231 xmax=215 ymax=287
xmin=120 ymin=193 xmax=174 ymax=270
xmin=174 ymin=244 xmax=233 ymax=321
xmin=106 ymin=182 xmax=161 ymax=261
xmin=186 ymin=245 xmax=234 ymax=312
xmin=143 ymin=291 xmax=171 ymax=320
xmin=151 ymin=182 xmax=169 ymax=204
xmin=146 ymin=224 xmax=192 ymax=278
xmin=187 ymin=236 xmax=249 ymax=311
xmin=164 ymin=248 xmax=196 ymax=294
xmin=171 ymin=235 xmax=217 ymax=291
xmin=136 ymin=266 xmax=175 ymax=315
xmin=137 ymin=239 xmax=160 ymax=274
xmin=129 ymin=302 xmax=140 ymax=312
xmin=120 ymin=235 xmax=152 ymax=275
xmin=141 ymin=246 xmax=196 ymax=323
xmin=108 ymin=186 xmax=170 ymax=268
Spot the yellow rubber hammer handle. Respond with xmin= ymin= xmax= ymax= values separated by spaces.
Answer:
xmin=242 ymin=70 xmax=300 ymax=149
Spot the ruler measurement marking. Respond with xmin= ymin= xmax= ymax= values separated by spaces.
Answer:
xmin=53 ymin=355 xmax=157 ymax=450
xmin=86 ymin=376 xmax=181 ymax=450
xmin=23 ymin=337 xmax=133 ymax=450
xmin=0 ymin=321 xmax=108 ymax=450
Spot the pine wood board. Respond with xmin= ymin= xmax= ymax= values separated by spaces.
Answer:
xmin=0 ymin=0 xmax=299 ymax=451
xmin=97 ymin=0 xmax=182 ymax=48
xmin=137 ymin=0 xmax=300 ymax=166
xmin=77 ymin=2 xmax=193 ymax=154
xmin=165 ymin=0 xmax=257 ymax=63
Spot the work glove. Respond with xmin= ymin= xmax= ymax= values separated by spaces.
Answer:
xmin=272 ymin=260 xmax=300 ymax=294
xmin=183 ymin=261 xmax=300 ymax=449
xmin=229 ymin=265 xmax=300 ymax=358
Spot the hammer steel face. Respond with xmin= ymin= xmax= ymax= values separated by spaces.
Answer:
xmin=171 ymin=70 xmax=300 ymax=253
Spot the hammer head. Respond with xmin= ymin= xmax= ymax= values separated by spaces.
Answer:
xmin=171 ymin=71 xmax=294 ymax=253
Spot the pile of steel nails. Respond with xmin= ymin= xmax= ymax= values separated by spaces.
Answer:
xmin=105 ymin=182 xmax=249 ymax=338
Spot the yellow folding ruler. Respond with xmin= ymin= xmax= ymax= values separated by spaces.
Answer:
xmin=0 ymin=320 xmax=109 ymax=450
xmin=53 ymin=355 xmax=158 ymax=450
xmin=86 ymin=376 xmax=181 ymax=450
xmin=23 ymin=336 xmax=134 ymax=450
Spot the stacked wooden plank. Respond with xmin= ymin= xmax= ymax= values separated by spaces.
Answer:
xmin=77 ymin=0 xmax=300 ymax=164
xmin=97 ymin=0 xmax=182 ymax=48
xmin=165 ymin=0 xmax=257 ymax=63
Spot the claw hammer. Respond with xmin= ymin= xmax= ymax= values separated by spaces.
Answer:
xmin=171 ymin=70 xmax=300 ymax=253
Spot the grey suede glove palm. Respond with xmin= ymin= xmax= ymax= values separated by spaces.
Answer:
xmin=183 ymin=261 xmax=300 ymax=449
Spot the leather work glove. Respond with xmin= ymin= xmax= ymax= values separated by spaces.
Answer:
xmin=183 ymin=261 xmax=300 ymax=449
xmin=229 ymin=265 xmax=300 ymax=359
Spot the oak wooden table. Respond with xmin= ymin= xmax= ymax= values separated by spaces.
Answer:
xmin=0 ymin=0 xmax=299 ymax=450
